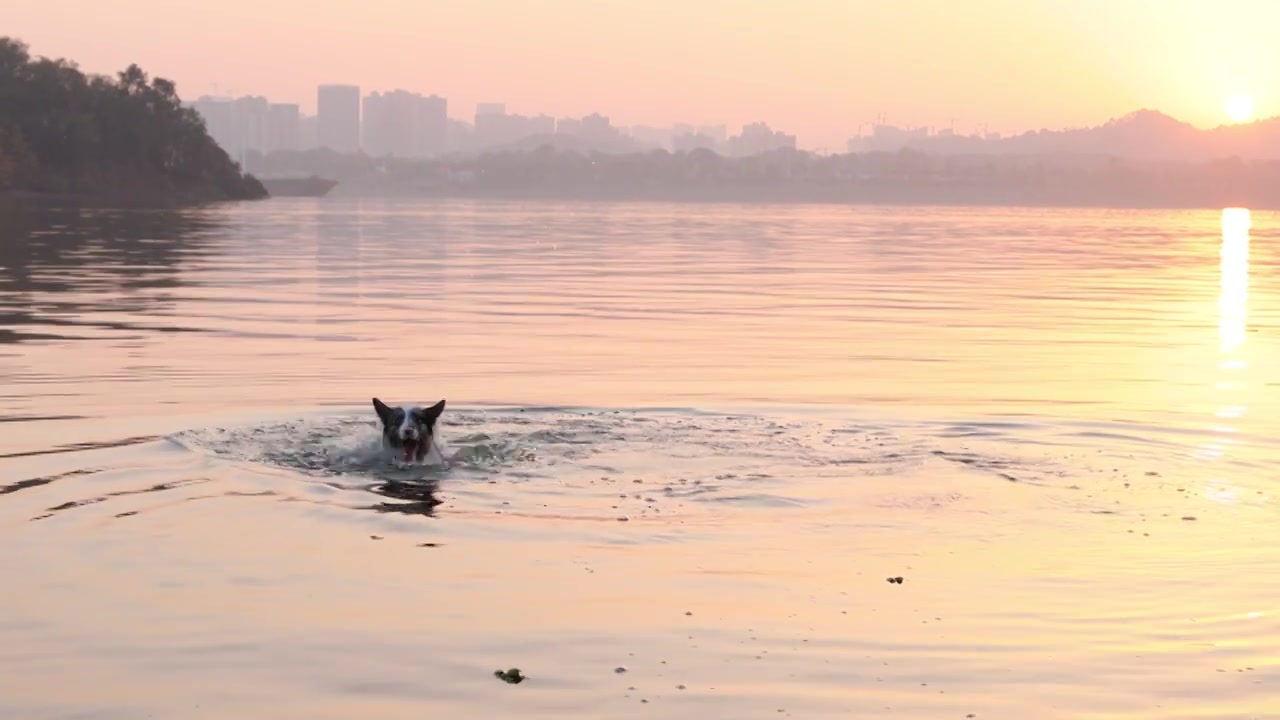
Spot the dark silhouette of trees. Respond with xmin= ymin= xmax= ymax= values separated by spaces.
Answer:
xmin=0 ymin=37 xmax=265 ymax=204
xmin=244 ymin=140 xmax=1280 ymax=208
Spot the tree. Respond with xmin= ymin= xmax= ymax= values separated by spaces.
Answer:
xmin=0 ymin=36 xmax=265 ymax=202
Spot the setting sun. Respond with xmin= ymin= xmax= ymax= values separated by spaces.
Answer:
xmin=1226 ymin=94 xmax=1256 ymax=124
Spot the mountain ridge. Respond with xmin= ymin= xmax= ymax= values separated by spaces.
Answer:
xmin=875 ymin=108 xmax=1280 ymax=161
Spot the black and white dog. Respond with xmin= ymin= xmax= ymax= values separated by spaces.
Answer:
xmin=372 ymin=397 xmax=446 ymax=464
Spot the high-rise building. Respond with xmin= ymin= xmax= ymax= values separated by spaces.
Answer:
xmin=362 ymin=90 xmax=451 ymax=157
xmin=317 ymin=84 xmax=361 ymax=153
xmin=472 ymin=105 xmax=555 ymax=149
xmin=191 ymin=96 xmax=307 ymax=158
xmin=266 ymin=103 xmax=300 ymax=153
xmin=233 ymin=96 xmax=269 ymax=156
xmin=190 ymin=96 xmax=237 ymax=157
xmin=358 ymin=90 xmax=396 ymax=156
xmin=726 ymin=122 xmax=797 ymax=157
xmin=577 ymin=113 xmax=619 ymax=146
xmin=419 ymin=94 xmax=448 ymax=156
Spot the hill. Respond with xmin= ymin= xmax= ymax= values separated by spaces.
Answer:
xmin=871 ymin=109 xmax=1280 ymax=162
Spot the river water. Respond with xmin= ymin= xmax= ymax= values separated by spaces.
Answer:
xmin=1 ymin=199 xmax=1277 ymax=719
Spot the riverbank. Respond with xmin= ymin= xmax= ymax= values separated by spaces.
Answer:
xmin=0 ymin=182 xmax=268 ymax=209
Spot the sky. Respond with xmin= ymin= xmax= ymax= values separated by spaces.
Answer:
xmin=3 ymin=0 xmax=1277 ymax=150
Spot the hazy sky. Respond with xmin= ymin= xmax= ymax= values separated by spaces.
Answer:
xmin=4 ymin=0 xmax=1277 ymax=149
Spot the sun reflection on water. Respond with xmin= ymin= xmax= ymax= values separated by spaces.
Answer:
xmin=1197 ymin=208 xmax=1251 ymax=490
xmin=1219 ymin=207 xmax=1250 ymax=357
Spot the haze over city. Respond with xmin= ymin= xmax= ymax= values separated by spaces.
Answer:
xmin=5 ymin=0 xmax=1278 ymax=150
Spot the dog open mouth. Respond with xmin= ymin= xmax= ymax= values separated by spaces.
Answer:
xmin=402 ymin=438 xmax=421 ymax=461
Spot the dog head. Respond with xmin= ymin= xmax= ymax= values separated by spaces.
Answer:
xmin=372 ymin=397 xmax=446 ymax=463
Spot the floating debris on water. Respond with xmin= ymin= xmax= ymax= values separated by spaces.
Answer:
xmin=494 ymin=668 xmax=526 ymax=684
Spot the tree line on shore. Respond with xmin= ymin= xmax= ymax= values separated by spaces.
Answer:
xmin=0 ymin=36 xmax=265 ymax=204
xmin=247 ymin=143 xmax=1280 ymax=208
xmin=3 ymin=32 xmax=1276 ymax=209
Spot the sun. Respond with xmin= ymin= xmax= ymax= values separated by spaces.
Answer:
xmin=1225 ymin=94 xmax=1256 ymax=124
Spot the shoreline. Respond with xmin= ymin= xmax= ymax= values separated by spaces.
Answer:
xmin=0 ymin=189 xmax=261 ymax=210
xmin=325 ymin=188 xmax=1277 ymax=211
xmin=3 ymin=184 xmax=1272 ymax=213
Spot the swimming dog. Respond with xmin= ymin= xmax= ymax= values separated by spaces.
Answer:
xmin=372 ymin=398 xmax=446 ymax=464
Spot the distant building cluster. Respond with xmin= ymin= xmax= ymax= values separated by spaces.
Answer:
xmin=189 ymin=95 xmax=303 ymax=160
xmin=846 ymin=123 xmax=1004 ymax=154
xmin=188 ymin=85 xmax=802 ymax=160
xmin=361 ymin=88 xmax=448 ymax=157
xmin=726 ymin=122 xmax=798 ymax=156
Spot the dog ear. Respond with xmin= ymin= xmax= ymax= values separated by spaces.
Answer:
xmin=372 ymin=397 xmax=393 ymax=423
xmin=415 ymin=398 xmax=446 ymax=427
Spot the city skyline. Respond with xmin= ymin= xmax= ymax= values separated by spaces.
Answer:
xmin=187 ymin=84 xmax=800 ymax=159
xmin=188 ymin=79 xmax=1280 ymax=165
xmin=6 ymin=0 xmax=1278 ymax=151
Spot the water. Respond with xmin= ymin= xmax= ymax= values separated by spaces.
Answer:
xmin=2 ymin=199 xmax=1278 ymax=719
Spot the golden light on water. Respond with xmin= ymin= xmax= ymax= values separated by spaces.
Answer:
xmin=1219 ymin=207 xmax=1250 ymax=356
xmin=1199 ymin=208 xmax=1251 ymax=465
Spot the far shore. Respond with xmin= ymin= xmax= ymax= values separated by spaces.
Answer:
xmin=319 ymin=185 xmax=1280 ymax=211
xmin=6 ymin=176 xmax=1279 ymax=214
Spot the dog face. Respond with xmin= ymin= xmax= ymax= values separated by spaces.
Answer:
xmin=372 ymin=397 xmax=446 ymax=463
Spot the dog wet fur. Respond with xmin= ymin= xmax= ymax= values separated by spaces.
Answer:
xmin=372 ymin=397 xmax=446 ymax=464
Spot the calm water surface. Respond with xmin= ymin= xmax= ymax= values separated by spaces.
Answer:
xmin=1 ymin=199 xmax=1278 ymax=719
